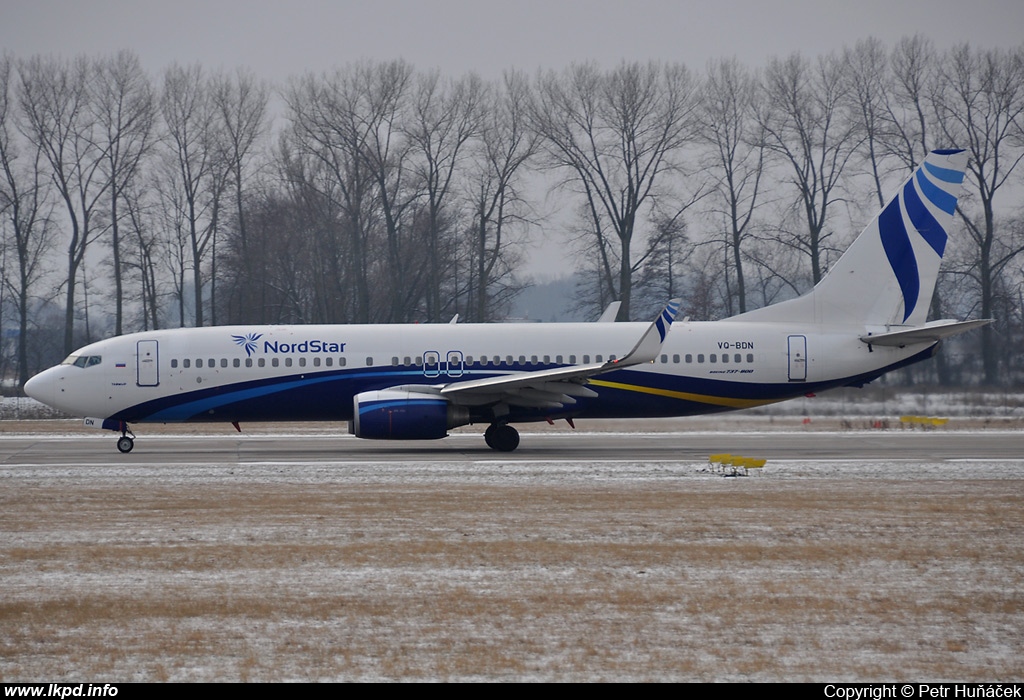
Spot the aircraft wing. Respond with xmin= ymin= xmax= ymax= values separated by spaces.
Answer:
xmin=860 ymin=319 xmax=992 ymax=347
xmin=439 ymin=299 xmax=681 ymax=409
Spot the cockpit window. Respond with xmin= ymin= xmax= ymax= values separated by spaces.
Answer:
xmin=61 ymin=354 xmax=102 ymax=368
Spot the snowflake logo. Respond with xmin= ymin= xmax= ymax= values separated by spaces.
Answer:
xmin=231 ymin=332 xmax=263 ymax=357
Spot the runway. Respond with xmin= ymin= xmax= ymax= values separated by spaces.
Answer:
xmin=1 ymin=427 xmax=1021 ymax=467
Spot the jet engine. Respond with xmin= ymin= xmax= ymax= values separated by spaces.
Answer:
xmin=350 ymin=389 xmax=471 ymax=440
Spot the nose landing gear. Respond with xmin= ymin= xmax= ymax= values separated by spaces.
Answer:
xmin=116 ymin=426 xmax=136 ymax=453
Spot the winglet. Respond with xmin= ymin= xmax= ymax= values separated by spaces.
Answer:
xmin=613 ymin=299 xmax=681 ymax=367
xmin=597 ymin=301 xmax=621 ymax=323
xmin=439 ymin=298 xmax=683 ymax=405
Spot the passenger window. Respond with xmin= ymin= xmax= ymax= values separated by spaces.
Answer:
xmin=710 ymin=354 xmax=717 ymax=363
xmin=171 ymin=359 xmax=179 ymax=368
xmin=685 ymin=354 xmax=692 ymax=363
xmin=313 ymin=357 xmax=321 ymax=367
xmin=722 ymin=354 xmax=729 ymax=363
xmin=392 ymin=357 xmax=399 ymax=366
xmin=258 ymin=358 xmax=265 ymax=367
xmin=298 ymin=357 xmax=306 ymax=367
xmin=339 ymin=357 xmax=346 ymax=367
xmin=196 ymin=359 xmax=203 ymax=368
xmin=221 ymin=359 xmax=228 ymax=368
xmin=697 ymin=354 xmax=704 ymax=363
xmin=556 ymin=355 xmax=564 ymax=364
xmin=183 ymin=359 xmax=191 ymax=368
xmin=596 ymin=355 xmax=602 ymax=362
xmin=285 ymin=358 xmax=293 ymax=367
xmin=271 ymin=357 xmax=279 ymax=367
xmin=747 ymin=353 xmax=754 ymax=363
xmin=232 ymin=358 xmax=240 ymax=368
xmin=366 ymin=357 xmax=373 ymax=366
xmin=735 ymin=354 xmax=741 ymax=363
xmin=325 ymin=357 xmax=333 ymax=367
xmin=569 ymin=355 xmax=576 ymax=363
xmin=673 ymin=354 xmax=680 ymax=363
xmin=208 ymin=359 xmax=214 ymax=368
xmin=245 ymin=358 xmax=253 ymax=368
xmin=660 ymin=354 xmax=668 ymax=363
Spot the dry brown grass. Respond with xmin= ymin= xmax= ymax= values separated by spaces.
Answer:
xmin=0 ymin=477 xmax=1022 ymax=681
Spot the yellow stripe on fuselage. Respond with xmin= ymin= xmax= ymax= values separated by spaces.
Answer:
xmin=588 ymin=378 xmax=783 ymax=409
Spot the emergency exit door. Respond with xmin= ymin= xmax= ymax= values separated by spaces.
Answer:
xmin=787 ymin=335 xmax=807 ymax=382
xmin=137 ymin=340 xmax=159 ymax=387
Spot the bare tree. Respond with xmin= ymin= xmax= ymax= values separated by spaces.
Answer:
xmin=758 ymin=52 xmax=862 ymax=287
xmin=885 ymin=35 xmax=938 ymax=171
xmin=17 ymin=55 xmax=110 ymax=354
xmin=635 ymin=212 xmax=691 ymax=316
xmin=842 ymin=38 xmax=893 ymax=207
xmin=932 ymin=44 xmax=1024 ymax=384
xmin=463 ymin=71 xmax=536 ymax=322
xmin=285 ymin=66 xmax=388 ymax=323
xmin=699 ymin=58 xmax=766 ymax=315
xmin=160 ymin=63 xmax=224 ymax=327
xmin=151 ymin=151 xmax=191 ymax=326
xmin=354 ymin=60 xmax=421 ymax=321
xmin=0 ymin=55 xmax=55 ymax=385
xmin=532 ymin=62 xmax=699 ymax=320
xmin=211 ymin=68 xmax=268 ymax=322
xmin=405 ymin=71 xmax=484 ymax=321
xmin=120 ymin=179 xmax=162 ymax=331
xmin=92 ymin=50 xmax=155 ymax=335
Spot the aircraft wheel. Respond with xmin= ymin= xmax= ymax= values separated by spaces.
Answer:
xmin=488 ymin=424 xmax=519 ymax=452
xmin=117 ymin=436 xmax=134 ymax=454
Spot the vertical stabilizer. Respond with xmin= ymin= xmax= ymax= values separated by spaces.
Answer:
xmin=728 ymin=149 xmax=968 ymax=327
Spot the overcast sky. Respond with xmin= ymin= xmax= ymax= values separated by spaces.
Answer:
xmin=4 ymin=0 xmax=1022 ymax=83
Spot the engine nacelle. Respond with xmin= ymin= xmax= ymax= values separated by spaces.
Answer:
xmin=351 ymin=389 xmax=471 ymax=440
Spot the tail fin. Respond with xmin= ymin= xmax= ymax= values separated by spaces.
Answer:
xmin=730 ymin=149 xmax=968 ymax=327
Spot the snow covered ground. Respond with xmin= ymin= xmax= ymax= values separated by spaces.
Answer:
xmin=0 ymin=421 xmax=1022 ymax=681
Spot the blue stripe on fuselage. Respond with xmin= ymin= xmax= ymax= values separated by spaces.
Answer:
xmin=109 ymin=347 xmax=938 ymax=424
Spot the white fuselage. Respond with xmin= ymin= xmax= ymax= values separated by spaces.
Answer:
xmin=24 ymin=319 xmax=932 ymax=425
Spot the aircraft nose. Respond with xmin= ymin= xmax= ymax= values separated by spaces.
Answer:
xmin=24 ymin=369 xmax=56 ymax=407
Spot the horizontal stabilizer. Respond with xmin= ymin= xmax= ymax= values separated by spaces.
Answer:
xmin=860 ymin=319 xmax=992 ymax=347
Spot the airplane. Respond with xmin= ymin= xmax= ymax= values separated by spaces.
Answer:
xmin=24 ymin=149 xmax=989 ymax=453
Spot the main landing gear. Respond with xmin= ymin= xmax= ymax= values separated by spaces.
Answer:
xmin=116 ymin=425 xmax=136 ymax=453
xmin=484 ymin=423 xmax=520 ymax=452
